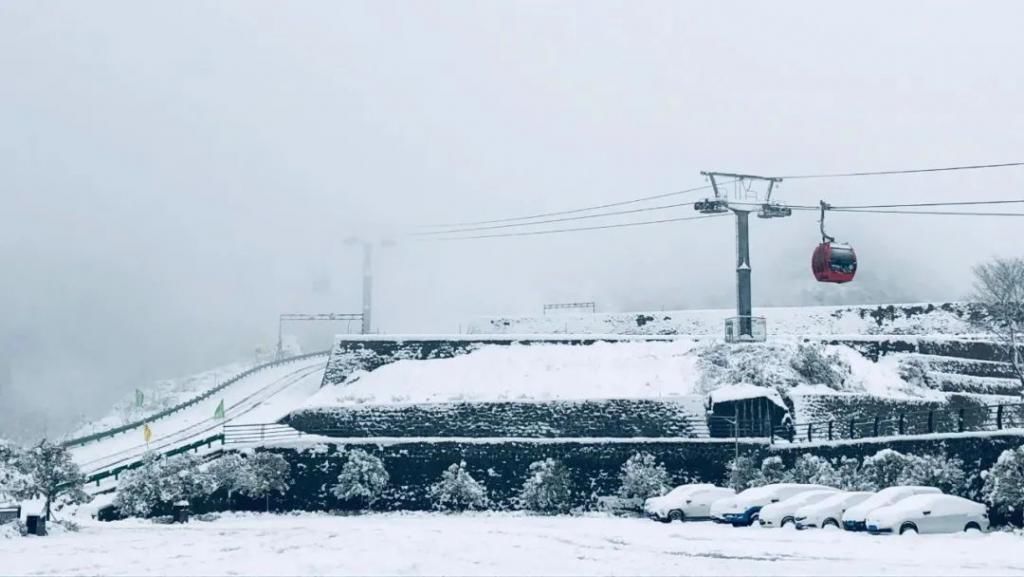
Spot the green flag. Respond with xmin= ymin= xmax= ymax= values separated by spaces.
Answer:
xmin=214 ymin=399 xmax=225 ymax=419
xmin=135 ymin=389 xmax=144 ymax=408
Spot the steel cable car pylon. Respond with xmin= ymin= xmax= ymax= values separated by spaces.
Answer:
xmin=812 ymin=201 xmax=857 ymax=283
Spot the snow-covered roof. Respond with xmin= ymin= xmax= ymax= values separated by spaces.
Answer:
xmin=707 ymin=384 xmax=787 ymax=409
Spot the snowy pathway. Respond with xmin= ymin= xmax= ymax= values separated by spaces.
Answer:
xmin=4 ymin=513 xmax=1021 ymax=576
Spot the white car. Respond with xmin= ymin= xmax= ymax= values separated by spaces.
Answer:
xmin=794 ymin=491 xmax=874 ymax=530
xmin=644 ymin=485 xmax=735 ymax=522
xmin=721 ymin=483 xmax=835 ymax=526
xmin=865 ymin=494 xmax=989 ymax=535
xmin=841 ymin=486 xmax=941 ymax=531
xmin=757 ymin=489 xmax=839 ymax=528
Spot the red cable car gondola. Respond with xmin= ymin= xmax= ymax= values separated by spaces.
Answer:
xmin=812 ymin=201 xmax=857 ymax=283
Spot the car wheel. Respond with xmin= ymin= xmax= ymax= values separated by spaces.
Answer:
xmin=668 ymin=510 xmax=685 ymax=523
xmin=781 ymin=516 xmax=794 ymax=528
xmin=748 ymin=513 xmax=759 ymax=527
xmin=822 ymin=518 xmax=840 ymax=530
xmin=899 ymin=522 xmax=918 ymax=535
xmin=964 ymin=522 xmax=982 ymax=533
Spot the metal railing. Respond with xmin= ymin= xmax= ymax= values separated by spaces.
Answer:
xmin=62 ymin=351 xmax=330 ymax=449
xmin=223 ymin=424 xmax=305 ymax=445
xmin=773 ymin=401 xmax=1024 ymax=444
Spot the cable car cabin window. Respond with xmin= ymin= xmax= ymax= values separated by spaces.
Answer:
xmin=829 ymin=246 xmax=857 ymax=274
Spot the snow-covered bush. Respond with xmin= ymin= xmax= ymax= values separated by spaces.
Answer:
xmin=898 ymin=454 xmax=968 ymax=496
xmin=617 ymin=452 xmax=669 ymax=501
xmin=239 ymin=452 xmax=291 ymax=512
xmin=429 ymin=461 xmax=490 ymax=512
xmin=757 ymin=455 xmax=788 ymax=485
xmin=114 ymin=452 xmax=216 ymax=518
xmin=331 ymin=449 xmax=389 ymax=510
xmin=897 ymin=358 xmax=935 ymax=390
xmin=787 ymin=454 xmax=839 ymax=486
xmin=17 ymin=440 xmax=89 ymax=519
xmin=208 ymin=453 xmax=248 ymax=502
xmin=834 ymin=456 xmax=867 ymax=491
xmin=791 ymin=343 xmax=850 ymax=389
xmin=982 ymin=446 xmax=1024 ymax=523
xmin=727 ymin=454 xmax=761 ymax=491
xmin=859 ymin=449 xmax=914 ymax=491
xmin=518 ymin=458 xmax=573 ymax=514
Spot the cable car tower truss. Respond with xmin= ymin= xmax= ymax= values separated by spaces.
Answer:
xmin=696 ymin=172 xmax=791 ymax=343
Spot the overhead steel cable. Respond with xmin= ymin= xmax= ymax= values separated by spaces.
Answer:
xmin=419 ymin=182 xmax=724 ymax=228
xmin=423 ymin=213 xmax=728 ymax=241
xmin=827 ymin=208 xmax=1024 ymax=217
xmin=413 ymin=200 xmax=698 ymax=236
xmin=778 ymin=161 xmax=1024 ymax=180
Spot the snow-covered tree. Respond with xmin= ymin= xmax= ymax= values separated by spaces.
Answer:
xmin=727 ymin=454 xmax=761 ymax=491
xmin=860 ymin=449 xmax=913 ymax=491
xmin=239 ymin=452 xmax=291 ymax=512
xmin=617 ymin=452 xmax=669 ymax=500
xmin=157 ymin=453 xmax=216 ymax=505
xmin=518 ymin=458 xmax=573 ymax=514
xmin=429 ymin=461 xmax=489 ymax=512
xmin=787 ymin=454 xmax=839 ymax=486
xmin=982 ymin=446 xmax=1024 ymax=522
xmin=0 ymin=443 xmax=31 ymax=505
xmin=113 ymin=452 xmax=165 ymax=518
xmin=972 ymin=257 xmax=1024 ymax=392
xmin=18 ymin=440 xmax=89 ymax=520
xmin=331 ymin=449 xmax=389 ymax=510
xmin=898 ymin=454 xmax=968 ymax=496
xmin=757 ymin=455 xmax=787 ymax=485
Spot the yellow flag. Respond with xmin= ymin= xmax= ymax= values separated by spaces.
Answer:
xmin=143 ymin=423 xmax=153 ymax=443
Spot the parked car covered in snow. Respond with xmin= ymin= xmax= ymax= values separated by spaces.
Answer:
xmin=841 ymin=486 xmax=941 ymax=531
xmin=794 ymin=491 xmax=873 ymax=530
xmin=709 ymin=495 xmax=737 ymax=523
xmin=720 ymin=483 xmax=835 ymax=527
xmin=865 ymin=494 xmax=989 ymax=535
xmin=644 ymin=484 xmax=735 ymax=522
xmin=757 ymin=489 xmax=839 ymax=528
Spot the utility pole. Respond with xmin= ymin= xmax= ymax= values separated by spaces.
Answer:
xmin=345 ymin=237 xmax=395 ymax=335
xmin=696 ymin=172 xmax=790 ymax=342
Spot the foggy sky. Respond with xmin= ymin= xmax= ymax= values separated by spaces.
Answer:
xmin=2 ymin=1 xmax=1023 ymax=437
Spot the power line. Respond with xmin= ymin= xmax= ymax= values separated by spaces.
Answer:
xmin=829 ymin=208 xmax=1024 ymax=217
xmin=778 ymin=161 xmax=1024 ymax=180
xmin=831 ymin=199 xmax=1024 ymax=210
xmin=419 ymin=183 xmax=719 ymax=228
xmin=424 ymin=214 xmax=728 ymax=241
xmin=413 ymin=200 xmax=698 ymax=236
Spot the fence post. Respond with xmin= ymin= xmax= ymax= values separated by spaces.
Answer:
xmin=927 ymin=410 xmax=934 ymax=434
xmin=849 ymin=418 xmax=856 ymax=439
xmin=873 ymin=416 xmax=880 ymax=437
xmin=898 ymin=413 xmax=905 ymax=435
xmin=997 ymin=405 xmax=1004 ymax=430
xmin=260 ymin=424 xmax=265 ymax=442
xmin=958 ymin=408 xmax=965 ymax=433
xmin=828 ymin=420 xmax=834 ymax=441
xmin=807 ymin=424 xmax=813 ymax=443
xmin=770 ymin=424 xmax=775 ymax=444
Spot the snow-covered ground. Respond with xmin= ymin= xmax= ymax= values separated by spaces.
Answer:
xmin=3 ymin=513 xmax=1021 ymax=576
xmin=468 ymin=302 xmax=981 ymax=337
xmin=71 ymin=356 xmax=328 ymax=477
xmin=304 ymin=339 xmax=937 ymax=408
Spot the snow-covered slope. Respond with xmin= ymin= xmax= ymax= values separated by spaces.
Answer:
xmin=302 ymin=339 xmax=941 ymax=410
xmin=467 ymin=303 xmax=981 ymax=337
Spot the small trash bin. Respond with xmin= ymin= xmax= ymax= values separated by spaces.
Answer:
xmin=26 ymin=515 xmax=46 ymax=536
xmin=172 ymin=501 xmax=190 ymax=524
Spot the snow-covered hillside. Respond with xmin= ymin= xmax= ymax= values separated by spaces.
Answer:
xmin=467 ymin=303 xmax=981 ymax=337
xmin=70 ymin=360 xmax=257 ymax=438
xmin=303 ymin=339 xmax=941 ymax=409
